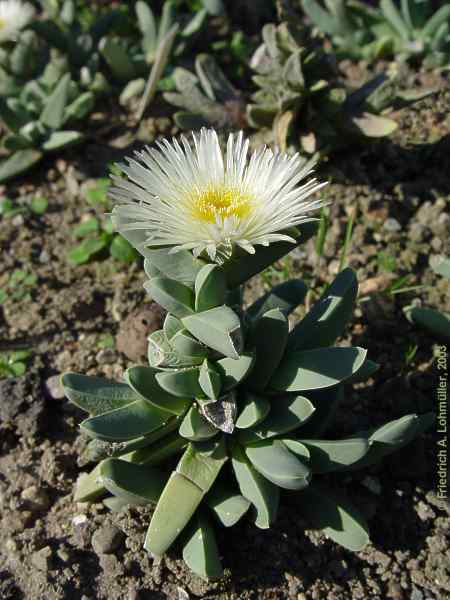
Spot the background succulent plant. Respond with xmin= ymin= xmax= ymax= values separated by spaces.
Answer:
xmin=302 ymin=0 xmax=450 ymax=67
xmin=0 ymin=30 xmax=49 ymax=97
xmin=247 ymin=18 xmax=434 ymax=155
xmin=0 ymin=70 xmax=94 ymax=182
xmin=62 ymin=221 xmax=433 ymax=580
xmin=163 ymin=53 xmax=246 ymax=130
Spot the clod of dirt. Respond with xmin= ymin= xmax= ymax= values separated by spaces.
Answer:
xmin=31 ymin=546 xmax=52 ymax=573
xmin=92 ymin=524 xmax=125 ymax=555
xmin=116 ymin=304 xmax=165 ymax=361
xmin=0 ymin=375 xmax=46 ymax=444
xmin=20 ymin=485 xmax=50 ymax=512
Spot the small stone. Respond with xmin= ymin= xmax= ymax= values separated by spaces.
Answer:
xmin=39 ymin=250 xmax=50 ymax=264
xmin=92 ymin=524 xmax=124 ymax=555
xmin=95 ymin=348 xmax=116 ymax=365
xmin=21 ymin=485 xmax=50 ymax=511
xmin=116 ymin=304 xmax=165 ymax=361
xmin=11 ymin=214 xmax=24 ymax=227
xmin=31 ymin=546 xmax=52 ymax=572
xmin=383 ymin=218 xmax=401 ymax=232
xmin=177 ymin=588 xmax=190 ymax=600
xmin=45 ymin=375 xmax=65 ymax=400
xmin=57 ymin=547 xmax=70 ymax=562
xmin=410 ymin=588 xmax=423 ymax=600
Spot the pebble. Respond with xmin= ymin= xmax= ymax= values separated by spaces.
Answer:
xmin=31 ymin=546 xmax=52 ymax=572
xmin=383 ymin=218 xmax=402 ymax=232
xmin=21 ymin=485 xmax=50 ymax=511
xmin=11 ymin=215 xmax=24 ymax=227
xmin=45 ymin=375 xmax=65 ymax=400
xmin=92 ymin=524 xmax=124 ymax=555
xmin=39 ymin=249 xmax=50 ymax=264
xmin=95 ymin=348 xmax=116 ymax=365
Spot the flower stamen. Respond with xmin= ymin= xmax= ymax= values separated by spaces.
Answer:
xmin=190 ymin=184 xmax=253 ymax=223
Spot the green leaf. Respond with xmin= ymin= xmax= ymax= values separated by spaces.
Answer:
xmin=223 ymin=223 xmax=318 ymax=287
xmin=182 ymin=511 xmax=223 ymax=581
xmin=297 ymin=386 xmax=343 ymax=437
xmin=171 ymin=329 xmax=208 ymax=358
xmin=195 ymin=264 xmax=227 ymax=312
xmin=182 ymin=305 xmax=243 ymax=359
xmin=231 ymin=443 xmax=279 ymax=529
xmin=215 ymin=353 xmax=255 ymax=391
xmin=245 ymin=439 xmax=311 ymax=490
xmin=346 ymin=359 xmax=379 ymax=384
xmin=74 ymin=462 xmax=105 ymax=502
xmin=156 ymin=368 xmax=203 ymax=398
xmin=199 ymin=359 xmax=222 ymax=400
xmin=67 ymin=236 xmax=109 ymax=264
xmin=29 ymin=196 xmax=48 ymax=215
xmin=40 ymin=73 xmax=71 ymax=130
xmin=163 ymin=313 xmax=184 ymax=341
xmin=61 ymin=373 xmax=138 ymax=415
xmin=179 ymin=404 xmax=219 ymax=441
xmin=380 ymin=0 xmax=410 ymax=39
xmin=99 ymin=37 xmax=138 ymax=82
xmin=299 ymin=438 xmax=370 ymax=473
xmin=74 ymin=217 xmax=99 ymax=238
xmin=288 ymin=268 xmax=358 ymax=351
xmin=110 ymin=235 xmax=138 ymax=263
xmin=0 ymin=149 xmax=42 ymax=183
xmin=408 ymin=307 xmax=450 ymax=342
xmin=142 ymin=251 xmax=206 ymax=286
xmin=246 ymin=308 xmax=289 ymax=392
xmin=148 ymin=330 xmax=203 ymax=369
xmin=206 ymin=483 xmax=250 ymax=527
xmin=299 ymin=485 xmax=370 ymax=551
xmin=80 ymin=399 xmax=170 ymax=441
xmin=125 ymin=366 xmax=192 ymax=415
xmin=236 ymin=393 xmax=270 ymax=429
xmin=145 ymin=439 xmax=227 ymax=555
xmin=246 ymin=279 xmax=308 ymax=321
xmin=42 ymin=130 xmax=85 ymax=151
xmin=144 ymin=276 xmax=195 ymax=318
xmin=100 ymin=459 xmax=167 ymax=505
xmin=270 ymin=347 xmax=368 ymax=392
xmin=64 ymin=91 xmax=95 ymax=121
xmin=238 ymin=395 xmax=315 ymax=444
xmin=129 ymin=429 xmax=187 ymax=466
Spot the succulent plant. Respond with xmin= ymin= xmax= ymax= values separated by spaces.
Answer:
xmin=62 ymin=221 xmax=432 ymax=580
xmin=302 ymin=0 xmax=450 ymax=67
xmin=247 ymin=19 xmax=434 ymax=155
xmin=163 ymin=53 xmax=246 ymax=130
xmin=405 ymin=256 xmax=450 ymax=341
xmin=99 ymin=1 xmax=208 ymax=107
xmin=0 ymin=69 xmax=94 ymax=182
xmin=0 ymin=29 xmax=49 ymax=97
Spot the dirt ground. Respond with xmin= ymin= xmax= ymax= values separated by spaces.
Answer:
xmin=0 ymin=64 xmax=449 ymax=599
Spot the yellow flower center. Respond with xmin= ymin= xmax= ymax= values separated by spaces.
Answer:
xmin=190 ymin=184 xmax=253 ymax=223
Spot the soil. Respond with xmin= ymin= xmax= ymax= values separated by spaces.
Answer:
xmin=0 ymin=63 xmax=449 ymax=599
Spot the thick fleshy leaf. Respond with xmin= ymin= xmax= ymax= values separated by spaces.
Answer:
xmin=0 ymin=149 xmax=42 ymax=183
xmin=246 ymin=279 xmax=308 ymax=321
xmin=246 ymin=308 xmax=289 ymax=392
xmin=182 ymin=511 xmax=223 ymax=581
xmin=215 ymin=353 xmax=255 ymax=391
xmin=346 ymin=359 xmax=380 ymax=384
xmin=145 ymin=439 xmax=227 ymax=555
xmin=39 ymin=72 xmax=70 ymax=129
xmin=156 ymin=368 xmax=203 ymax=398
xmin=231 ymin=443 xmax=279 ymax=529
xmin=171 ymin=329 xmax=208 ymax=358
xmin=42 ymin=130 xmax=84 ymax=151
xmin=148 ymin=330 xmax=203 ymax=368
xmin=236 ymin=393 xmax=270 ymax=429
xmin=245 ymin=439 xmax=311 ymax=490
xmin=288 ymin=268 xmax=358 ymax=351
xmin=129 ymin=430 xmax=187 ymax=466
xmin=299 ymin=438 xmax=370 ymax=473
xmin=238 ymin=395 xmax=315 ymax=444
xmin=125 ymin=366 xmax=192 ymax=415
xmin=195 ymin=264 xmax=227 ymax=312
xmin=296 ymin=386 xmax=343 ymax=438
xmin=144 ymin=276 xmax=194 ymax=318
xmin=100 ymin=459 xmax=167 ymax=505
xmin=206 ymin=483 xmax=251 ymax=527
xmin=61 ymin=373 xmax=137 ymax=415
xmin=163 ymin=313 xmax=184 ymax=341
xmin=179 ymin=405 xmax=219 ymax=441
xmin=408 ymin=307 xmax=450 ymax=342
xmin=299 ymin=485 xmax=370 ymax=551
xmin=80 ymin=399 xmax=170 ymax=441
xmin=270 ymin=347 xmax=367 ymax=392
xmin=223 ymin=222 xmax=318 ymax=287
xmin=143 ymin=251 xmax=206 ymax=285
xmin=198 ymin=359 xmax=222 ymax=400
xmin=182 ymin=305 xmax=243 ymax=359
xmin=350 ymin=112 xmax=397 ymax=138
xmin=74 ymin=462 xmax=105 ymax=502
xmin=351 ymin=413 xmax=435 ymax=469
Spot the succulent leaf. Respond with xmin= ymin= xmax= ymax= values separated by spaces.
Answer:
xmin=156 ymin=368 xmax=203 ymax=398
xmin=298 ymin=437 xmax=370 ymax=472
xmin=236 ymin=393 xmax=270 ymax=429
xmin=62 ymin=372 xmax=138 ymax=415
xmin=182 ymin=306 xmax=243 ymax=360
xmin=246 ymin=279 xmax=308 ymax=321
xmin=125 ymin=366 xmax=192 ymax=415
xmin=100 ymin=458 xmax=167 ymax=505
xmin=206 ymin=483 xmax=251 ymax=527
xmin=182 ymin=511 xmax=223 ymax=581
xmin=179 ymin=405 xmax=219 ymax=441
xmin=195 ymin=264 xmax=227 ymax=312
xmin=144 ymin=276 xmax=195 ymax=318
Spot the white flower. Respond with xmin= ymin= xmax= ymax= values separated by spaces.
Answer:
xmin=0 ymin=0 xmax=34 ymax=43
xmin=110 ymin=129 xmax=327 ymax=261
